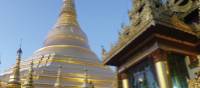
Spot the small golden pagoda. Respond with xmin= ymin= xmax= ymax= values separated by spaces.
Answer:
xmin=22 ymin=61 xmax=34 ymax=88
xmin=6 ymin=47 xmax=22 ymax=88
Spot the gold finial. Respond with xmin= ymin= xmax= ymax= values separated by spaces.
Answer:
xmin=56 ymin=0 xmax=78 ymax=26
xmin=22 ymin=60 xmax=34 ymax=88
xmin=7 ymin=47 xmax=22 ymax=88
xmin=54 ymin=65 xmax=62 ymax=88
xmin=101 ymin=46 xmax=107 ymax=60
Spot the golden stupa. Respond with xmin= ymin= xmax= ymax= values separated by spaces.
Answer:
xmin=0 ymin=0 xmax=114 ymax=88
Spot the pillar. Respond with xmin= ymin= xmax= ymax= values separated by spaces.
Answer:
xmin=151 ymin=50 xmax=172 ymax=88
xmin=121 ymin=73 xmax=129 ymax=88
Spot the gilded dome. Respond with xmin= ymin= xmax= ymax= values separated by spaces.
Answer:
xmin=33 ymin=0 xmax=100 ymax=63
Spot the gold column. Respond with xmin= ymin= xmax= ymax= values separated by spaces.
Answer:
xmin=151 ymin=50 xmax=172 ymax=88
xmin=121 ymin=73 xmax=129 ymax=88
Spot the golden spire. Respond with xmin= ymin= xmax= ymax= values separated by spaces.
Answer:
xmin=22 ymin=60 xmax=34 ymax=88
xmin=54 ymin=65 xmax=62 ymax=88
xmin=101 ymin=46 xmax=107 ymax=60
xmin=7 ymin=47 xmax=22 ymax=88
xmin=56 ymin=0 xmax=78 ymax=26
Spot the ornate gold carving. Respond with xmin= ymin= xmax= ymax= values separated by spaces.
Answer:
xmin=193 ymin=23 xmax=200 ymax=38
xmin=104 ymin=0 xmax=158 ymax=62
xmin=188 ymin=72 xmax=200 ymax=88
xmin=168 ymin=0 xmax=193 ymax=13
xmin=151 ymin=49 xmax=168 ymax=62
xmin=188 ymin=56 xmax=199 ymax=68
xmin=171 ymin=16 xmax=194 ymax=33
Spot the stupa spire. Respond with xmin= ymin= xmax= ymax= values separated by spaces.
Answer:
xmin=22 ymin=60 xmax=34 ymax=88
xmin=54 ymin=65 xmax=62 ymax=88
xmin=56 ymin=0 xmax=78 ymax=26
xmin=7 ymin=45 xmax=22 ymax=88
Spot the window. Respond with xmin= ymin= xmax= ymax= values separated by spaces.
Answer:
xmin=128 ymin=59 xmax=159 ymax=88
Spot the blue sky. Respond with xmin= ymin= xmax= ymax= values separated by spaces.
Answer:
xmin=0 ymin=0 xmax=131 ymax=73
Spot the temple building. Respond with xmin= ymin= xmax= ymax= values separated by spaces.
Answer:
xmin=103 ymin=0 xmax=200 ymax=88
xmin=0 ymin=0 xmax=114 ymax=88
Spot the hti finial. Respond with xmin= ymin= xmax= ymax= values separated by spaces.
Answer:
xmin=19 ymin=38 xmax=22 ymax=49
xmin=0 ymin=54 xmax=2 ymax=65
xmin=17 ymin=38 xmax=23 ymax=56
xmin=101 ymin=46 xmax=107 ymax=60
